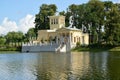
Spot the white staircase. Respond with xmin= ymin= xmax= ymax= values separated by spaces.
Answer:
xmin=56 ymin=42 xmax=70 ymax=52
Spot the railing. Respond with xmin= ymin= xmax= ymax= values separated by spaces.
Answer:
xmin=22 ymin=42 xmax=58 ymax=46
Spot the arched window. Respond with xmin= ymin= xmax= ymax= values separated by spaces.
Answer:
xmin=56 ymin=19 xmax=58 ymax=24
xmin=54 ymin=19 xmax=56 ymax=24
xmin=71 ymin=33 xmax=73 ymax=42
xmin=77 ymin=37 xmax=79 ymax=42
xmin=79 ymin=37 xmax=81 ymax=42
xmin=51 ymin=19 xmax=53 ymax=24
xmin=74 ymin=37 xmax=76 ymax=43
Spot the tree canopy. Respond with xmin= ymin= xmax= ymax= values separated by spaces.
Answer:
xmin=5 ymin=31 xmax=24 ymax=46
xmin=0 ymin=36 xmax=6 ymax=46
xmin=34 ymin=4 xmax=57 ymax=35
xmin=34 ymin=1 xmax=120 ymax=46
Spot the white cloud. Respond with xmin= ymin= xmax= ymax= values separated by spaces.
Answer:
xmin=18 ymin=14 xmax=35 ymax=33
xmin=0 ymin=14 xmax=35 ymax=35
xmin=0 ymin=25 xmax=5 ymax=35
xmin=1 ymin=17 xmax=18 ymax=34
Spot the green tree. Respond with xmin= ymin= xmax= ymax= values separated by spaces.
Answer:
xmin=5 ymin=31 xmax=24 ymax=46
xmin=5 ymin=32 xmax=14 ymax=45
xmin=87 ymin=0 xmax=104 ymax=44
xmin=16 ymin=31 xmax=24 ymax=46
xmin=35 ymin=4 xmax=57 ymax=36
xmin=0 ymin=36 xmax=6 ymax=46
xmin=104 ymin=2 xmax=120 ymax=45
xmin=26 ymin=28 xmax=36 ymax=41
xmin=59 ymin=11 xmax=65 ymax=16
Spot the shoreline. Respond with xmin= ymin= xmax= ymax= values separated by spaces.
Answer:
xmin=0 ymin=46 xmax=120 ymax=53
xmin=72 ymin=46 xmax=120 ymax=52
xmin=0 ymin=46 xmax=21 ymax=52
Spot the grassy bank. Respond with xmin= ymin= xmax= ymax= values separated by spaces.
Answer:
xmin=109 ymin=46 xmax=120 ymax=51
xmin=72 ymin=44 xmax=120 ymax=52
xmin=72 ymin=47 xmax=110 ymax=52
xmin=0 ymin=46 xmax=21 ymax=51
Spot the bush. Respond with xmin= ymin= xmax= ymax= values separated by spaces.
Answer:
xmin=76 ymin=42 xmax=81 ymax=48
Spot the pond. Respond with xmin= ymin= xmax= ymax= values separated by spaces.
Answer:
xmin=0 ymin=51 xmax=120 ymax=80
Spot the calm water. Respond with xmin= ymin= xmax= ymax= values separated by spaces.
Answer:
xmin=0 ymin=51 xmax=120 ymax=80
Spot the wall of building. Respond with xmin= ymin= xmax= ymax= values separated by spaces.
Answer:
xmin=22 ymin=44 xmax=59 ymax=52
xmin=70 ymin=31 xmax=89 ymax=46
xmin=22 ymin=43 xmax=71 ymax=52
xmin=82 ymin=33 xmax=89 ymax=45
xmin=37 ymin=30 xmax=57 ymax=43
xmin=37 ymin=30 xmax=48 ymax=42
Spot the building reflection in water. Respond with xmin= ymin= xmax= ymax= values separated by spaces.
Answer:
xmin=35 ymin=52 xmax=90 ymax=80
xmin=23 ymin=51 xmax=110 ymax=80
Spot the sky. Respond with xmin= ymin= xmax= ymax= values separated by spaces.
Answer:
xmin=0 ymin=0 xmax=119 ymax=35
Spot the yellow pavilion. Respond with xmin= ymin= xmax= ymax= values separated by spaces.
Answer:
xmin=37 ymin=15 xmax=89 ymax=49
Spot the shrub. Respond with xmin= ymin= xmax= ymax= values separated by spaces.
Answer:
xmin=76 ymin=42 xmax=81 ymax=48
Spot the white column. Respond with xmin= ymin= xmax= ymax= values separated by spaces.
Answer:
xmin=69 ymin=33 xmax=71 ymax=49
xmin=56 ymin=36 xmax=58 ymax=44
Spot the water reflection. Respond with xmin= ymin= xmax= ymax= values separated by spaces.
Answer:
xmin=35 ymin=53 xmax=72 ymax=80
xmin=0 ymin=53 xmax=37 ymax=80
xmin=107 ymin=52 xmax=120 ymax=80
xmin=34 ymin=52 xmax=110 ymax=80
xmin=81 ymin=52 xmax=109 ymax=80
xmin=0 ymin=51 xmax=120 ymax=80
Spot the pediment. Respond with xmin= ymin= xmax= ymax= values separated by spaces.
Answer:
xmin=56 ymin=27 xmax=82 ymax=32
xmin=56 ymin=27 xmax=70 ymax=32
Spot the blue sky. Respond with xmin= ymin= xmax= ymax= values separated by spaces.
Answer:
xmin=0 ymin=0 xmax=89 ymax=23
xmin=0 ymin=0 xmax=119 ymax=34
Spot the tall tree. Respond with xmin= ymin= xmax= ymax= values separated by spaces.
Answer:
xmin=87 ymin=0 xmax=104 ymax=44
xmin=35 ymin=4 xmax=57 ymax=36
xmin=0 ymin=36 xmax=6 ymax=46
xmin=5 ymin=31 xmax=24 ymax=46
xmin=104 ymin=2 xmax=120 ymax=45
xmin=26 ymin=28 xmax=36 ymax=41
